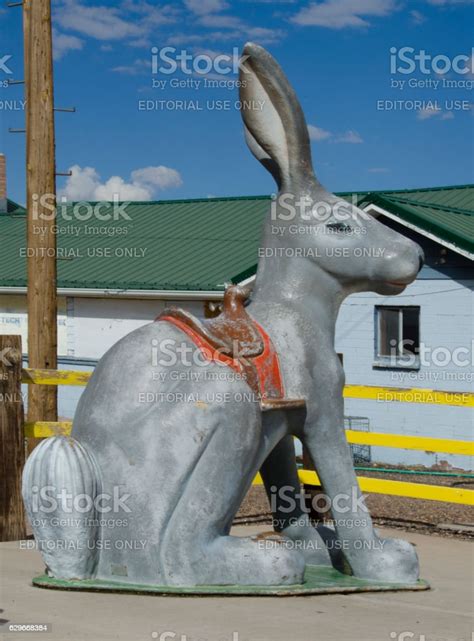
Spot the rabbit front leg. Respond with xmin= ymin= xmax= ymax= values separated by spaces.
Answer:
xmin=260 ymin=434 xmax=336 ymax=567
xmin=302 ymin=391 xmax=419 ymax=584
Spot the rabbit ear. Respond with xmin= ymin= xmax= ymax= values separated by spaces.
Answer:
xmin=244 ymin=125 xmax=283 ymax=188
xmin=239 ymin=42 xmax=315 ymax=189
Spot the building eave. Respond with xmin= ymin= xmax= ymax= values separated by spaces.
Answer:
xmin=363 ymin=204 xmax=474 ymax=261
xmin=0 ymin=287 xmax=225 ymax=300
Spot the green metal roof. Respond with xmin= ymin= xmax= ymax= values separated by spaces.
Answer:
xmin=0 ymin=186 xmax=472 ymax=292
xmin=354 ymin=185 xmax=474 ymax=256
xmin=0 ymin=196 xmax=270 ymax=291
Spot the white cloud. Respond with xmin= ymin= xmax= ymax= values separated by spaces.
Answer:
xmin=336 ymin=129 xmax=364 ymax=143
xmin=192 ymin=9 xmax=283 ymax=42
xmin=167 ymin=33 xmax=210 ymax=45
xmin=180 ymin=0 xmax=283 ymax=42
xmin=410 ymin=9 xmax=426 ymax=24
xmin=184 ymin=0 xmax=229 ymax=15
xmin=245 ymin=26 xmax=285 ymax=43
xmin=56 ymin=2 xmax=143 ymax=40
xmin=168 ymin=26 xmax=283 ymax=45
xmin=417 ymin=107 xmax=454 ymax=120
xmin=307 ymin=124 xmax=364 ymax=143
xmin=112 ymin=58 xmax=150 ymax=75
xmin=123 ymin=0 xmax=178 ymax=24
xmin=54 ymin=0 xmax=177 ymax=44
xmin=199 ymin=13 xmax=244 ymax=28
xmin=417 ymin=107 xmax=438 ymax=120
xmin=292 ymin=0 xmax=398 ymax=28
xmin=308 ymin=124 xmax=332 ymax=140
xmin=53 ymin=28 xmax=84 ymax=60
xmin=131 ymin=166 xmax=183 ymax=191
xmin=426 ymin=0 xmax=473 ymax=5
xmin=58 ymin=165 xmax=183 ymax=201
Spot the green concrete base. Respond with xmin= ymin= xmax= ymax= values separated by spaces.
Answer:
xmin=32 ymin=567 xmax=429 ymax=597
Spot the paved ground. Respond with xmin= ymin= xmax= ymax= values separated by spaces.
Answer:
xmin=1 ymin=526 xmax=472 ymax=641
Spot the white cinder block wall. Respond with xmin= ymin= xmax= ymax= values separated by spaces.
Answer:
xmin=60 ymin=297 xmax=206 ymax=418
xmin=0 ymin=294 xmax=204 ymax=424
xmin=336 ymin=278 xmax=473 ymax=470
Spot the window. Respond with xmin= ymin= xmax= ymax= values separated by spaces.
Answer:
xmin=374 ymin=306 xmax=420 ymax=369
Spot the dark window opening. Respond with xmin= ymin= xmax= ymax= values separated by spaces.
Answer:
xmin=375 ymin=306 xmax=420 ymax=369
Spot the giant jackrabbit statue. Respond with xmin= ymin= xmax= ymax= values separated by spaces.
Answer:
xmin=23 ymin=43 xmax=424 ymax=588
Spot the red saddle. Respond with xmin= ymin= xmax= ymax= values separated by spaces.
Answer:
xmin=156 ymin=286 xmax=305 ymax=412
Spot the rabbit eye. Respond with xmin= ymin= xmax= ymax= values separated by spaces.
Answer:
xmin=326 ymin=222 xmax=353 ymax=233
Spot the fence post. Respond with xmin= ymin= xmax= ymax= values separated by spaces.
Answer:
xmin=0 ymin=335 xmax=27 ymax=541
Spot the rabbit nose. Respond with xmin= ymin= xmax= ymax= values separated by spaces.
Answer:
xmin=418 ymin=249 xmax=425 ymax=272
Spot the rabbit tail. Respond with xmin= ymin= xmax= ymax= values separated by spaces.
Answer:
xmin=22 ymin=436 xmax=102 ymax=579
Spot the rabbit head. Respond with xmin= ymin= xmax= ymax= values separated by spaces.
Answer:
xmin=239 ymin=43 xmax=423 ymax=296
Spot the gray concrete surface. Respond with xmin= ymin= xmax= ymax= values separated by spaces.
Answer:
xmin=1 ymin=526 xmax=472 ymax=641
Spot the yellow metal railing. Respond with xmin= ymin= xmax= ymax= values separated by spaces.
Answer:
xmin=21 ymin=368 xmax=474 ymax=506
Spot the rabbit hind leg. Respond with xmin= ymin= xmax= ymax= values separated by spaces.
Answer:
xmin=159 ymin=397 xmax=305 ymax=586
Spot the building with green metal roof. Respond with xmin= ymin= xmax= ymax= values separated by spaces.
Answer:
xmin=0 ymin=185 xmax=472 ymax=470
xmin=1 ymin=185 xmax=472 ymax=295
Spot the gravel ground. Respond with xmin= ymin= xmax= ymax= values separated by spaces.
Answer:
xmin=235 ymin=468 xmax=474 ymax=539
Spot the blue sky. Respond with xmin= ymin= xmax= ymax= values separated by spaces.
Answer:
xmin=1 ymin=0 xmax=473 ymax=205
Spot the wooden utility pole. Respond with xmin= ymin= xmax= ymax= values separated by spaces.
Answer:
xmin=23 ymin=0 xmax=57 ymax=424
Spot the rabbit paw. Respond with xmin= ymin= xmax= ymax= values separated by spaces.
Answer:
xmin=349 ymin=536 xmax=419 ymax=584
